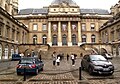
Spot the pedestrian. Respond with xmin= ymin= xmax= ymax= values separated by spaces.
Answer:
xmin=71 ymin=54 xmax=75 ymax=66
xmin=67 ymin=54 xmax=69 ymax=61
xmin=52 ymin=52 xmax=56 ymax=66
xmin=56 ymin=56 xmax=60 ymax=66
xmin=39 ymin=54 xmax=41 ymax=60
xmin=80 ymin=53 xmax=83 ymax=57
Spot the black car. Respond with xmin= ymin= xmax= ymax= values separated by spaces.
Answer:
xmin=81 ymin=54 xmax=114 ymax=75
xmin=11 ymin=54 xmax=21 ymax=61
xmin=16 ymin=57 xmax=44 ymax=75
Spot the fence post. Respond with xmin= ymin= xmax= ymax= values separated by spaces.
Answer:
xmin=79 ymin=67 xmax=82 ymax=80
xmin=23 ymin=67 xmax=26 ymax=81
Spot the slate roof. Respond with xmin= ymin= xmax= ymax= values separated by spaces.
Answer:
xmin=19 ymin=8 xmax=109 ymax=15
xmin=80 ymin=9 xmax=109 ymax=15
xmin=50 ymin=0 xmax=78 ymax=6
xmin=19 ymin=8 xmax=48 ymax=15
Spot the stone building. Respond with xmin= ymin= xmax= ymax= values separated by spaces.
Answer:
xmin=15 ymin=0 xmax=111 ymax=47
xmin=0 ymin=0 xmax=28 ymax=60
xmin=100 ymin=0 xmax=120 ymax=57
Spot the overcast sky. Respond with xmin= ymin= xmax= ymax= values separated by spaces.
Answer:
xmin=19 ymin=0 xmax=119 ymax=11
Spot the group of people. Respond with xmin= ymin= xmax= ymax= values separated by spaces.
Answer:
xmin=51 ymin=52 xmax=77 ymax=66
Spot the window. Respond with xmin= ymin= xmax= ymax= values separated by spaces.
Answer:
xmin=12 ymin=29 xmax=15 ymax=41
xmin=62 ymin=24 xmax=67 ymax=31
xmin=52 ymin=24 xmax=57 ymax=31
xmin=33 ymin=24 xmax=38 ymax=30
xmin=42 ymin=24 xmax=47 ymax=31
xmin=52 ymin=35 xmax=57 ymax=45
xmin=42 ymin=35 xmax=47 ymax=44
xmin=91 ymin=24 xmax=95 ymax=31
xmin=72 ymin=34 xmax=77 ymax=45
xmin=81 ymin=23 xmax=86 ymax=31
xmin=6 ymin=27 xmax=9 ymax=38
xmin=82 ymin=34 xmax=86 ymax=43
xmin=33 ymin=35 xmax=37 ymax=44
xmin=91 ymin=34 xmax=96 ymax=43
xmin=0 ymin=25 xmax=2 ymax=36
xmin=72 ymin=24 xmax=77 ymax=31
xmin=62 ymin=34 xmax=67 ymax=45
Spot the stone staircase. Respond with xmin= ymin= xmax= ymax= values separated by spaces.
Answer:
xmin=41 ymin=46 xmax=91 ymax=59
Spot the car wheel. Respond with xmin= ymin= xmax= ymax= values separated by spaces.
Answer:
xmin=88 ymin=67 xmax=93 ymax=75
xmin=35 ymin=69 xmax=39 ymax=75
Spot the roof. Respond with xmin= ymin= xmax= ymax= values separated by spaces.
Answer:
xmin=19 ymin=8 xmax=48 ymax=15
xmin=50 ymin=0 xmax=78 ymax=6
xmin=19 ymin=8 xmax=109 ymax=15
xmin=80 ymin=9 xmax=109 ymax=15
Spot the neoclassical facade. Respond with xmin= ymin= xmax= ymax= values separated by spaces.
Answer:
xmin=100 ymin=0 xmax=120 ymax=57
xmin=15 ymin=0 xmax=111 ymax=47
xmin=0 ymin=0 xmax=28 ymax=60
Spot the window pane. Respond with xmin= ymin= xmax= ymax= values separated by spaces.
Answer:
xmin=82 ymin=24 xmax=86 ymax=31
xmin=33 ymin=24 xmax=38 ymax=30
xmin=42 ymin=24 xmax=47 ymax=31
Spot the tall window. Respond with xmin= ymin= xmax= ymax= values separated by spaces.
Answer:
xmin=62 ymin=24 xmax=67 ymax=31
xmin=52 ymin=35 xmax=57 ymax=45
xmin=0 ymin=24 xmax=2 ymax=36
xmin=82 ymin=34 xmax=87 ymax=43
xmin=52 ymin=24 xmax=57 ymax=31
xmin=72 ymin=34 xmax=77 ymax=45
xmin=33 ymin=24 xmax=38 ymax=31
xmin=72 ymin=24 xmax=77 ymax=31
xmin=4 ymin=45 xmax=8 ymax=59
xmin=91 ymin=24 xmax=95 ymax=31
xmin=33 ymin=35 xmax=37 ymax=44
xmin=81 ymin=23 xmax=86 ymax=31
xmin=42 ymin=35 xmax=47 ymax=44
xmin=12 ymin=29 xmax=15 ymax=41
xmin=0 ymin=44 xmax=2 ymax=60
xmin=42 ymin=24 xmax=47 ymax=31
xmin=91 ymin=34 xmax=96 ymax=43
xmin=62 ymin=34 xmax=67 ymax=45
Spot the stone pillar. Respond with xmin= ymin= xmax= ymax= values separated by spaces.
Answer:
xmin=47 ymin=22 xmax=52 ymax=46
xmin=58 ymin=21 xmax=62 ymax=46
xmin=68 ymin=21 xmax=72 ymax=46
xmin=14 ymin=30 xmax=17 ymax=43
xmin=78 ymin=21 xmax=82 ymax=46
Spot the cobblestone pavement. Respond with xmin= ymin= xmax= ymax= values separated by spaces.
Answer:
xmin=0 ymin=58 xmax=120 ymax=84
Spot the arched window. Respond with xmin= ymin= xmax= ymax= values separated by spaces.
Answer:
xmin=62 ymin=34 xmax=67 ymax=45
xmin=82 ymin=34 xmax=86 ymax=43
xmin=72 ymin=34 xmax=77 ymax=45
xmin=0 ymin=44 xmax=2 ymax=60
xmin=10 ymin=46 xmax=14 ymax=59
xmin=4 ymin=45 xmax=9 ymax=59
xmin=52 ymin=35 xmax=57 ymax=45
xmin=33 ymin=35 xmax=37 ymax=44
xmin=42 ymin=35 xmax=47 ymax=44
xmin=91 ymin=34 xmax=96 ymax=43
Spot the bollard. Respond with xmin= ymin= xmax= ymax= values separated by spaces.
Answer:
xmin=23 ymin=67 xmax=26 ymax=81
xmin=79 ymin=67 xmax=82 ymax=80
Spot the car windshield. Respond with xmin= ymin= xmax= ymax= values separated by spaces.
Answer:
xmin=19 ymin=58 xmax=35 ymax=64
xmin=90 ymin=55 xmax=107 ymax=61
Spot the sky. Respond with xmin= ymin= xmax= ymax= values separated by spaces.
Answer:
xmin=18 ymin=0 xmax=119 ymax=12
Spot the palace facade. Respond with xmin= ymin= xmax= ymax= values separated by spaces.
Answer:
xmin=1 ymin=0 xmax=120 ymax=60
xmin=0 ymin=0 xmax=28 ymax=60
xmin=15 ymin=0 xmax=111 ymax=47
xmin=100 ymin=0 xmax=120 ymax=57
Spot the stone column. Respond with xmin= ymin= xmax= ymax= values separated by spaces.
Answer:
xmin=14 ymin=30 xmax=17 ymax=43
xmin=58 ymin=21 xmax=62 ymax=46
xmin=78 ymin=21 xmax=82 ymax=46
xmin=68 ymin=21 xmax=72 ymax=46
xmin=1 ymin=0 xmax=6 ymax=10
xmin=47 ymin=22 xmax=52 ymax=46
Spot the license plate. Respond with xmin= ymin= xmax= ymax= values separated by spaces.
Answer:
xmin=103 ymin=68 xmax=109 ymax=71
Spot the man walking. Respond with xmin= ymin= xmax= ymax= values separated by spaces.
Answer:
xmin=71 ymin=54 xmax=75 ymax=66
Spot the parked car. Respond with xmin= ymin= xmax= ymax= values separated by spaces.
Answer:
xmin=11 ymin=54 xmax=21 ymax=61
xmin=81 ymin=54 xmax=114 ymax=75
xmin=16 ymin=57 xmax=44 ymax=75
xmin=101 ymin=53 xmax=112 ymax=59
